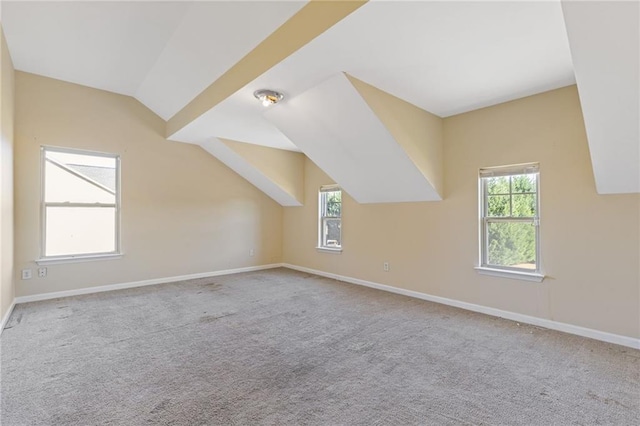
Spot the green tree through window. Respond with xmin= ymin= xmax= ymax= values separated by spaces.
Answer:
xmin=481 ymin=165 xmax=539 ymax=272
xmin=326 ymin=192 xmax=341 ymax=217
xmin=319 ymin=187 xmax=341 ymax=249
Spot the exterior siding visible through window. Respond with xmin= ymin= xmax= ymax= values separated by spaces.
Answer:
xmin=41 ymin=146 xmax=121 ymax=260
xmin=318 ymin=185 xmax=342 ymax=249
xmin=479 ymin=163 xmax=540 ymax=273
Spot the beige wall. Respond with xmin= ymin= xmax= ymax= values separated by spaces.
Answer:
xmin=221 ymin=138 xmax=305 ymax=204
xmin=9 ymin=72 xmax=640 ymax=340
xmin=283 ymin=86 xmax=640 ymax=339
xmin=14 ymin=72 xmax=283 ymax=297
xmin=0 ymin=26 xmax=15 ymax=320
xmin=347 ymin=74 xmax=444 ymax=198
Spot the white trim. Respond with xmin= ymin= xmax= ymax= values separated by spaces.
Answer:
xmin=282 ymin=263 xmax=640 ymax=350
xmin=479 ymin=162 xmax=539 ymax=178
xmin=14 ymin=264 xmax=283 ymax=304
xmin=316 ymin=247 xmax=343 ymax=254
xmin=36 ymin=253 xmax=123 ymax=266
xmin=40 ymin=145 xmax=122 ymax=260
xmin=474 ymin=266 xmax=544 ymax=282
xmin=9 ymin=263 xmax=638 ymax=350
xmin=479 ymin=168 xmax=541 ymax=275
xmin=319 ymin=184 xmax=340 ymax=192
xmin=0 ymin=300 xmax=16 ymax=336
xmin=318 ymin=187 xmax=342 ymax=250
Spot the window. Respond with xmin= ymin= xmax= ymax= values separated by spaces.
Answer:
xmin=41 ymin=146 xmax=120 ymax=261
xmin=318 ymin=185 xmax=342 ymax=250
xmin=479 ymin=163 xmax=540 ymax=275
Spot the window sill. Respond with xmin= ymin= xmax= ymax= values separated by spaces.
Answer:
xmin=36 ymin=253 xmax=123 ymax=266
xmin=316 ymin=247 xmax=343 ymax=254
xmin=474 ymin=267 xmax=544 ymax=283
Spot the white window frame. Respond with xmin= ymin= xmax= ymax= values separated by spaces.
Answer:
xmin=317 ymin=185 xmax=342 ymax=253
xmin=38 ymin=146 xmax=122 ymax=265
xmin=476 ymin=163 xmax=544 ymax=282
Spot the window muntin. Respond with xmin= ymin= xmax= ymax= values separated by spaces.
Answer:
xmin=319 ymin=186 xmax=342 ymax=249
xmin=480 ymin=164 xmax=539 ymax=273
xmin=41 ymin=147 xmax=120 ymax=259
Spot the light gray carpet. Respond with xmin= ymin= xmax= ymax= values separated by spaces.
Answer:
xmin=1 ymin=268 xmax=638 ymax=425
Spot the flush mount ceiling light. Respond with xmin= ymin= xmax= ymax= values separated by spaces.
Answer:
xmin=254 ymin=89 xmax=284 ymax=107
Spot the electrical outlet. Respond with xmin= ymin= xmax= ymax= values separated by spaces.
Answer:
xmin=21 ymin=269 xmax=32 ymax=280
xmin=383 ymin=262 xmax=390 ymax=272
xmin=249 ymin=249 xmax=254 ymax=257
xmin=38 ymin=267 xmax=47 ymax=278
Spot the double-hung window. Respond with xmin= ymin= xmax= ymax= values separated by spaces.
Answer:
xmin=479 ymin=163 xmax=540 ymax=277
xmin=318 ymin=185 xmax=342 ymax=250
xmin=41 ymin=146 xmax=121 ymax=261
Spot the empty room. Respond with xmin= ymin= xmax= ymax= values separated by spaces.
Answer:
xmin=0 ymin=0 xmax=638 ymax=424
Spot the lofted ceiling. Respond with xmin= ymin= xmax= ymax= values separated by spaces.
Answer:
xmin=271 ymin=0 xmax=574 ymax=118
xmin=1 ymin=1 xmax=637 ymax=202
xmin=1 ymin=1 xmax=191 ymax=97
xmin=561 ymin=0 xmax=639 ymax=194
xmin=1 ymin=0 xmax=307 ymax=120
xmin=168 ymin=0 xmax=575 ymax=149
xmin=264 ymin=73 xmax=442 ymax=203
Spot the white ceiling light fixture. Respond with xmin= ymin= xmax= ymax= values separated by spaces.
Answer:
xmin=254 ymin=89 xmax=284 ymax=107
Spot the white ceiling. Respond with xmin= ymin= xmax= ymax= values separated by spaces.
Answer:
xmin=265 ymin=73 xmax=441 ymax=203
xmin=2 ymin=1 xmax=637 ymax=198
xmin=2 ymin=1 xmax=190 ymax=96
xmin=199 ymin=138 xmax=302 ymax=207
xmin=300 ymin=0 xmax=575 ymax=118
xmin=3 ymin=1 xmax=575 ymax=132
xmin=1 ymin=0 xmax=307 ymax=120
xmin=134 ymin=1 xmax=307 ymax=120
xmin=170 ymin=0 xmax=574 ymax=150
xmin=170 ymin=91 xmax=298 ymax=151
xmin=561 ymin=0 xmax=639 ymax=194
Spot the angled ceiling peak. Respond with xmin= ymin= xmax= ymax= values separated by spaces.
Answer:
xmin=264 ymin=73 xmax=444 ymax=204
xmin=199 ymin=138 xmax=304 ymax=207
xmin=346 ymin=74 xmax=444 ymax=198
xmin=166 ymin=0 xmax=367 ymax=139
xmin=561 ymin=0 xmax=640 ymax=194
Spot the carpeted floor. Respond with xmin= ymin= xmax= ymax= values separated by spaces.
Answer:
xmin=1 ymin=268 xmax=638 ymax=425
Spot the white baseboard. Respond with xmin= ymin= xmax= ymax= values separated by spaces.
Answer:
xmin=282 ymin=263 xmax=640 ymax=350
xmin=9 ymin=262 xmax=639 ymax=350
xmin=0 ymin=300 xmax=16 ymax=336
xmin=14 ymin=263 xmax=284 ymax=304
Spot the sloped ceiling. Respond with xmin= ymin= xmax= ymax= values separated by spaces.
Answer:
xmin=1 ymin=0 xmax=307 ymax=119
xmin=1 ymin=1 xmax=191 ymax=96
xmin=265 ymin=73 xmax=441 ymax=203
xmin=347 ymin=75 xmax=444 ymax=199
xmin=219 ymin=139 xmax=305 ymax=205
xmin=199 ymin=138 xmax=304 ymax=207
xmin=561 ymin=0 xmax=639 ymax=194
xmin=2 ymin=0 xmax=638 ymax=202
xmin=168 ymin=0 xmax=574 ymax=144
xmin=160 ymin=0 xmax=580 ymax=204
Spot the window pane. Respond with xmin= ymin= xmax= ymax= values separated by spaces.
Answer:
xmin=322 ymin=218 xmax=341 ymax=247
xmin=45 ymin=154 xmax=116 ymax=204
xmin=512 ymin=174 xmax=537 ymax=193
xmin=487 ymin=221 xmax=536 ymax=269
xmin=45 ymin=207 xmax=116 ymax=256
xmin=47 ymin=151 xmax=115 ymax=168
xmin=512 ymin=194 xmax=536 ymax=217
xmin=486 ymin=176 xmax=510 ymax=195
xmin=487 ymin=195 xmax=510 ymax=217
xmin=322 ymin=190 xmax=341 ymax=217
